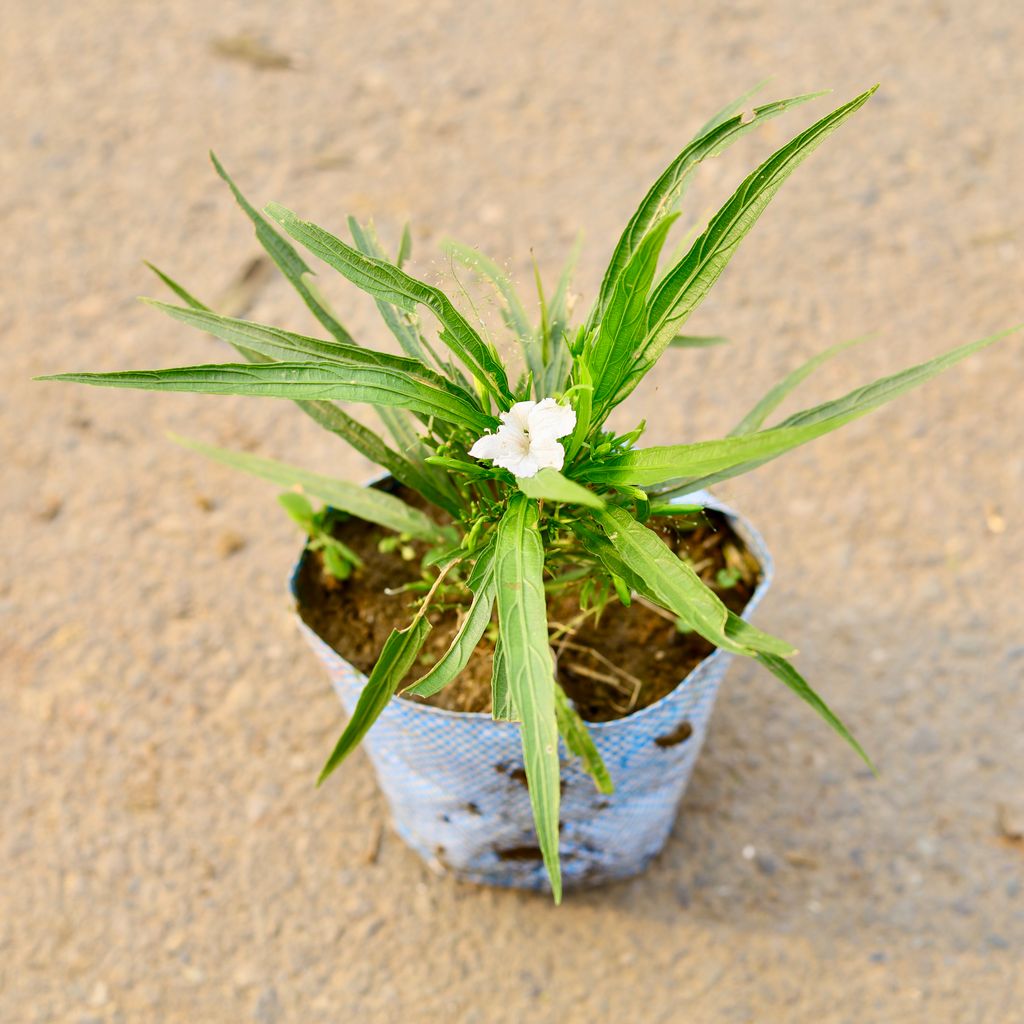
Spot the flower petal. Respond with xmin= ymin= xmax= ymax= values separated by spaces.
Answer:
xmin=495 ymin=450 xmax=540 ymax=478
xmin=500 ymin=401 xmax=535 ymax=434
xmin=529 ymin=438 xmax=566 ymax=472
xmin=527 ymin=398 xmax=576 ymax=441
xmin=469 ymin=432 xmax=507 ymax=460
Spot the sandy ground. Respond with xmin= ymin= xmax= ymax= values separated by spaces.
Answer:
xmin=3 ymin=2 xmax=1023 ymax=1021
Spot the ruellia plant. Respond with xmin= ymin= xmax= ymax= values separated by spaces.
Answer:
xmin=42 ymin=84 xmax=1017 ymax=901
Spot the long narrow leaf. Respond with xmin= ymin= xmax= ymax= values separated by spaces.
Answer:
xmin=575 ymin=517 xmax=795 ymax=658
xmin=349 ymin=217 xmax=436 ymax=365
xmin=142 ymin=265 xmax=459 ymax=515
xmin=171 ymin=435 xmax=450 ymax=542
xmin=444 ymin=240 xmax=534 ymax=343
xmin=143 ymin=300 xmax=468 ymax=393
xmin=266 ymin=203 xmax=513 ymax=405
xmin=547 ymin=235 xmax=582 ymax=342
xmin=445 ymin=238 xmax=546 ymax=397
xmin=729 ymin=335 xmax=870 ymax=435
xmin=317 ymin=617 xmax=432 ymax=784
xmin=341 ymin=219 xmax=465 ymax=509
xmin=592 ymin=89 xmax=824 ymax=322
xmin=144 ymin=262 xmax=212 ymax=312
xmin=297 ymin=400 xmax=461 ymax=516
xmin=694 ymin=79 xmax=772 ymax=137
xmin=554 ymin=684 xmax=613 ymax=795
xmin=584 ymin=424 xmax=847 ymax=487
xmin=145 ymin=297 xmax=476 ymax=472
xmin=210 ymin=153 xmax=355 ymax=345
xmin=42 ymin=362 xmax=497 ymax=432
xmin=724 ymin=612 xmax=797 ymax=657
xmin=490 ymin=636 xmax=517 ymax=722
xmin=588 ymin=214 xmax=678 ymax=410
xmin=669 ymin=334 xmax=730 ymax=349
xmin=612 ymin=326 xmax=1019 ymax=493
xmin=404 ymin=548 xmax=497 ymax=698
xmin=205 ymin=163 xmax=462 ymax=502
xmin=495 ymin=495 xmax=562 ymax=901
xmin=756 ymin=654 xmax=874 ymax=772
xmin=615 ymin=87 xmax=878 ymax=405
xmin=593 ymin=504 xmax=750 ymax=655
xmin=543 ymin=237 xmax=582 ymax=396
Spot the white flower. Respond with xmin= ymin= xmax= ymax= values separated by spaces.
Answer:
xmin=469 ymin=398 xmax=577 ymax=478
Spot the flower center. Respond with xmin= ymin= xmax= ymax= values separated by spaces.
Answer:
xmin=512 ymin=429 xmax=532 ymax=455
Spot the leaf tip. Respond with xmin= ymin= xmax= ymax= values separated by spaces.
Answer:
xmin=165 ymin=431 xmax=198 ymax=453
xmin=263 ymin=200 xmax=290 ymax=224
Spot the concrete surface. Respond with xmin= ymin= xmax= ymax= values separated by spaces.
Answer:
xmin=3 ymin=2 xmax=1023 ymax=1021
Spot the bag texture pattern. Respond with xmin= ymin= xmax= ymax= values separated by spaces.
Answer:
xmin=293 ymin=492 xmax=772 ymax=891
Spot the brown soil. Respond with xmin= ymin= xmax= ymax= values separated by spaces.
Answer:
xmin=294 ymin=483 xmax=760 ymax=723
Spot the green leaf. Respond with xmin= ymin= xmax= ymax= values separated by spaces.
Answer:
xmin=143 ymin=298 xmax=476 ymax=490
xmin=517 ymin=468 xmax=605 ymax=509
xmin=779 ymin=329 xmax=1015 ymax=431
xmin=724 ymin=612 xmax=797 ymax=658
xmin=543 ymin=335 xmax=574 ymax=400
xmin=592 ymin=504 xmax=751 ymax=656
xmin=586 ymin=510 xmax=863 ymax=771
xmin=297 ymin=399 xmax=462 ymax=518
xmin=317 ymin=616 xmax=432 ymax=785
xmin=495 ymin=495 xmax=562 ymax=902
xmin=404 ymin=548 xmax=497 ymax=698
xmin=598 ymin=326 xmax=1020 ymax=492
xmin=583 ymin=427 xmax=836 ymax=487
xmin=756 ymin=654 xmax=874 ymax=772
xmin=278 ymin=491 xmax=315 ymax=529
xmin=591 ymin=89 xmax=824 ymax=323
xmin=490 ymin=636 xmax=517 ymax=722
xmin=575 ymin=516 xmax=795 ymax=660
xmin=349 ymin=217 xmax=436 ymax=366
xmin=266 ymin=203 xmax=514 ymax=404
xmin=42 ymin=361 xmax=497 ymax=432
xmin=344 ymin=219 xmax=472 ymax=499
xmin=588 ymin=214 xmax=679 ymax=411
xmin=668 ymin=334 xmax=730 ymax=349
xmin=322 ymin=544 xmax=355 ymax=580
xmin=647 ymin=502 xmax=706 ymax=517
xmin=209 ymin=163 xmax=457 ymax=473
xmin=729 ymin=334 xmax=870 ymax=436
xmin=693 ymin=79 xmax=773 ymax=137
xmin=554 ymin=684 xmax=613 ymax=795
xmin=444 ymin=238 xmax=549 ymax=399
xmin=563 ymin=367 xmax=593 ymax=463
xmin=547 ymin=236 xmax=582 ymax=341
xmin=143 ymin=299 xmax=465 ymax=390
xmin=396 ymin=223 xmax=412 ymax=268
xmin=543 ymin=237 xmax=583 ymax=397
xmin=444 ymin=240 xmax=534 ymax=344
xmin=210 ymin=153 xmax=354 ymax=344
xmin=424 ymin=454 xmax=498 ymax=480
xmin=144 ymin=262 xmax=212 ymax=312
xmin=142 ymin=266 xmax=461 ymax=515
xmin=615 ymin=87 xmax=878 ymax=405
xmin=171 ymin=435 xmax=449 ymax=542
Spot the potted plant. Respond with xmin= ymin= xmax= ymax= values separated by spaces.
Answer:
xmin=40 ymin=84 xmax=1017 ymax=902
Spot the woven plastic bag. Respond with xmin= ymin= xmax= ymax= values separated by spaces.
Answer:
xmin=293 ymin=492 xmax=772 ymax=892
